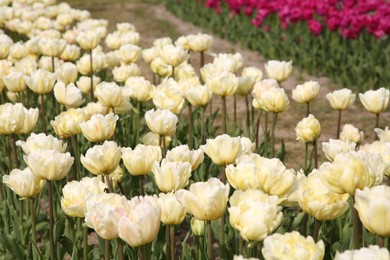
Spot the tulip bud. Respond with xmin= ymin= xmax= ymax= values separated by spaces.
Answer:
xmin=186 ymin=33 xmax=213 ymax=52
xmin=56 ymin=62 xmax=78 ymax=84
xmin=160 ymin=44 xmax=188 ymax=67
xmin=153 ymin=159 xmax=192 ymax=192
xmin=265 ymin=60 xmax=292 ymax=82
xmin=80 ymin=113 xmax=118 ymax=143
xmin=0 ymin=103 xmax=25 ymax=134
xmin=157 ymin=192 xmax=186 ymax=225
xmin=145 ymin=109 xmax=178 ymax=137
xmin=119 ymin=44 xmax=141 ymax=64
xmin=359 ymin=87 xmax=390 ymax=114
xmin=340 ymin=124 xmax=364 ymax=144
xmin=81 ymin=141 xmax=122 ymax=175
xmin=295 ymin=114 xmax=321 ymax=143
xmin=326 ymin=88 xmax=355 ymax=110
xmin=76 ymin=30 xmax=101 ymax=50
xmin=3 ymin=70 xmax=27 ymax=93
xmin=54 ymin=82 xmax=84 ymax=108
xmin=207 ymin=71 xmax=238 ymax=97
xmin=3 ymin=167 xmax=45 ymax=198
xmin=122 ymin=144 xmax=162 ymax=176
xmin=292 ymin=81 xmax=320 ymax=104
xmin=16 ymin=133 xmax=67 ymax=155
xmin=166 ymin=145 xmax=204 ymax=171
xmin=76 ymin=75 xmax=101 ymax=94
xmin=141 ymin=132 xmax=171 ymax=147
xmin=201 ymin=134 xmax=242 ymax=165
xmin=191 ymin=218 xmax=205 ymax=236
xmin=258 ymin=87 xmax=289 ymax=113
xmin=112 ymin=64 xmax=140 ymax=83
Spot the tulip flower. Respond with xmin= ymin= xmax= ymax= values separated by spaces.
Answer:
xmin=3 ymin=167 xmax=45 ymax=199
xmin=359 ymin=87 xmax=390 ymax=131
xmin=322 ymin=139 xmax=356 ymax=161
xmin=292 ymin=81 xmax=320 ymax=115
xmin=80 ymin=113 xmax=118 ymax=143
xmin=340 ymin=124 xmax=364 ymax=144
xmin=54 ymin=82 xmax=84 ymax=108
xmin=166 ymin=145 xmax=204 ymax=171
xmin=24 ymin=69 xmax=56 ymax=94
xmin=264 ymin=60 xmax=292 ymax=82
xmin=16 ymin=133 xmax=67 ymax=155
xmin=152 ymin=159 xmax=192 ymax=193
xmin=334 ymin=246 xmax=390 ymax=260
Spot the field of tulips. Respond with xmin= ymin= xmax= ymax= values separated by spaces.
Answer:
xmin=0 ymin=0 xmax=390 ymax=260
xmin=165 ymin=0 xmax=390 ymax=92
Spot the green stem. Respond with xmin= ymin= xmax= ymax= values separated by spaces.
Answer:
xmin=207 ymin=221 xmax=213 ymax=260
xmin=11 ymin=134 xmax=19 ymax=168
xmin=105 ymin=174 xmax=114 ymax=193
xmin=139 ymin=245 xmax=146 ymax=260
xmin=306 ymin=102 xmax=310 ymax=116
xmin=136 ymin=102 xmax=141 ymax=145
xmin=337 ymin=109 xmax=342 ymax=139
xmin=220 ymin=214 xmax=226 ymax=259
xmin=105 ymin=239 xmax=110 ymax=260
xmin=270 ymin=112 xmax=278 ymax=158
xmin=172 ymin=66 xmax=175 ymax=79
xmin=170 ymin=225 xmax=175 ymax=260
xmin=255 ymin=111 xmax=262 ymax=150
xmin=313 ymin=219 xmax=321 ymax=242
xmin=90 ymin=50 xmax=94 ymax=101
xmin=313 ymin=139 xmax=318 ymax=169
xmin=188 ymin=102 xmax=193 ymax=149
xmin=40 ymin=94 xmax=47 ymax=134
xmin=139 ymin=176 xmax=144 ymax=196
xmin=30 ymin=198 xmax=38 ymax=255
xmin=351 ymin=197 xmax=362 ymax=249
xmin=201 ymin=106 xmax=206 ymax=144
xmin=51 ymin=56 xmax=55 ymax=72
xmin=83 ymin=225 xmax=88 ymax=260
xmin=166 ymin=225 xmax=171 ymax=260
xmin=264 ymin=112 xmax=269 ymax=156
xmin=301 ymin=213 xmax=308 ymax=236
xmin=245 ymin=95 xmax=250 ymax=137
xmin=48 ymin=181 xmax=55 ymax=260
xmin=6 ymin=136 xmax=13 ymax=170
xmin=200 ymin=51 xmax=205 ymax=70
xmin=233 ymin=95 xmax=237 ymax=129
xmin=71 ymin=135 xmax=81 ymax=181
xmin=222 ymin=96 xmax=227 ymax=134
xmin=304 ymin=143 xmax=309 ymax=173
xmin=378 ymin=236 xmax=384 ymax=248
xmin=375 ymin=113 xmax=380 ymax=140
xmin=245 ymin=242 xmax=250 ymax=258
xmin=117 ymin=238 xmax=124 ymax=260
xmin=239 ymin=235 xmax=243 ymax=256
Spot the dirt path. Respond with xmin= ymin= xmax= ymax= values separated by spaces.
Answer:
xmin=65 ymin=0 xmax=389 ymax=169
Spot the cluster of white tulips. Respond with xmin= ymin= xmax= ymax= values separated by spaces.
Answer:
xmin=0 ymin=0 xmax=389 ymax=259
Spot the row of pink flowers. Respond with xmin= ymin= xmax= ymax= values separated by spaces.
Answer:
xmin=205 ymin=0 xmax=390 ymax=38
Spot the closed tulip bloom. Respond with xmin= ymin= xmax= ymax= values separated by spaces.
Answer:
xmin=142 ymin=47 xmax=159 ymax=64
xmin=359 ymin=87 xmax=390 ymax=114
xmin=61 ymin=177 xmax=107 ymax=218
xmin=3 ymin=167 xmax=45 ymax=199
xmin=160 ymin=44 xmax=188 ymax=67
xmin=322 ymin=139 xmax=356 ymax=161
xmin=60 ymin=44 xmax=81 ymax=61
xmin=24 ymin=69 xmax=56 ymax=94
xmin=0 ymin=103 xmax=25 ymax=134
xmin=80 ymin=113 xmax=118 ymax=142
xmin=201 ymin=134 xmax=242 ymax=165
xmin=292 ymin=81 xmax=320 ymax=104
xmin=153 ymin=78 xmax=184 ymax=114
xmin=297 ymin=170 xmax=349 ymax=220
xmin=76 ymin=54 xmax=99 ymax=75
xmin=229 ymin=200 xmax=283 ymax=241
xmin=84 ymin=102 xmax=108 ymax=119
xmin=56 ymin=62 xmax=78 ymax=84
xmin=153 ymin=37 xmax=173 ymax=49
xmin=118 ymin=195 xmax=161 ymax=247
xmin=236 ymin=76 xmax=256 ymax=96
xmin=14 ymin=56 xmax=38 ymax=76
xmin=76 ymin=75 xmax=101 ymax=94
xmin=76 ymin=30 xmax=101 ymax=50
xmin=166 ymin=145 xmax=204 ymax=171
xmin=81 ymin=141 xmax=121 ymax=175
xmin=20 ymin=106 xmax=39 ymax=134
xmin=105 ymin=32 xmax=122 ymax=50
xmin=3 ymin=70 xmax=27 ymax=93
xmin=0 ymin=38 xmax=11 ymax=59
xmin=176 ymin=178 xmax=229 ymax=221
xmin=95 ymin=82 xmax=123 ymax=108
xmin=256 ymin=157 xmax=303 ymax=205
xmin=116 ymin=22 xmax=136 ymax=32
xmin=153 ymin=159 xmax=192 ymax=192
xmin=226 ymin=160 xmax=257 ymax=191
xmin=122 ymin=144 xmax=162 ymax=176
xmin=252 ymin=79 xmax=280 ymax=110
xmin=0 ymin=60 xmax=13 ymax=91
xmin=38 ymin=56 xmax=60 ymax=72
xmin=191 ymin=218 xmax=205 ymax=236
xmin=360 ymin=142 xmax=390 ymax=177
xmin=230 ymin=189 xmax=277 ymax=209
xmin=207 ymin=71 xmax=238 ymax=97
xmin=340 ymin=124 xmax=364 ymax=144
xmin=16 ymin=133 xmax=67 ymax=155
xmin=24 ymin=149 xmax=74 ymax=181
xmin=262 ymin=231 xmax=325 ymax=260
xmin=38 ymin=38 xmax=66 ymax=57
xmin=50 ymin=108 xmax=87 ymax=138
xmin=242 ymin=66 xmax=263 ymax=83
xmin=326 ymin=88 xmax=355 ymax=110
xmin=240 ymin=137 xmax=255 ymax=155
xmin=213 ymin=53 xmax=243 ymax=73
xmin=119 ymin=44 xmax=141 ymax=64
xmin=354 ymin=185 xmax=390 ymax=237
xmin=185 ymin=84 xmax=212 ymax=107
xmin=113 ymin=64 xmax=141 ymax=83
xmin=295 ymin=114 xmax=321 ymax=143
xmin=319 ymin=151 xmax=372 ymax=195
xmin=186 ymin=33 xmax=213 ymax=52
xmin=258 ymin=87 xmax=289 ymax=113
xmin=265 ymin=60 xmax=292 ymax=82
xmin=84 ymin=193 xmax=130 ymax=240
xmin=9 ymin=42 xmax=28 ymax=60
xmin=158 ymin=192 xmax=186 ymax=225
xmin=151 ymin=57 xmax=173 ymax=78
xmin=54 ymin=82 xmax=84 ymax=108
xmin=145 ymin=109 xmax=178 ymax=137
xmin=335 ymin=246 xmax=390 ymax=260
xmin=142 ymin=132 xmax=171 ymax=147
xmin=124 ymin=76 xmax=154 ymax=102
xmin=375 ymin=127 xmax=390 ymax=142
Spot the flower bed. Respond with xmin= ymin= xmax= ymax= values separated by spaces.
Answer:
xmin=165 ymin=0 xmax=390 ymax=91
